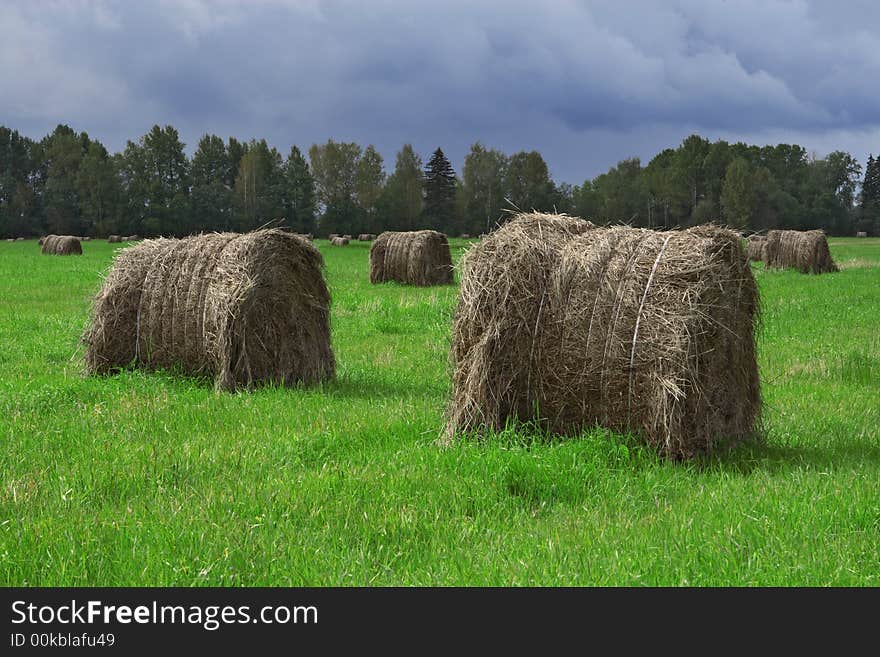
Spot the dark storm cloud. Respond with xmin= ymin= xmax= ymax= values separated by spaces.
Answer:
xmin=3 ymin=0 xmax=880 ymax=182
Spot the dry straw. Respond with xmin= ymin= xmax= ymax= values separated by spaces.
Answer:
xmin=83 ymin=228 xmax=335 ymax=392
xmin=41 ymin=235 xmax=83 ymax=255
xmin=369 ymin=230 xmax=454 ymax=286
xmin=762 ymin=229 xmax=838 ymax=274
xmin=358 ymin=233 xmax=376 ymax=241
xmin=746 ymin=235 xmax=766 ymax=262
xmin=330 ymin=236 xmax=349 ymax=246
xmin=444 ymin=212 xmax=761 ymax=460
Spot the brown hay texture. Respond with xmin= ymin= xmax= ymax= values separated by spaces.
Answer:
xmin=746 ymin=235 xmax=766 ymax=262
xmin=369 ymin=230 xmax=454 ymax=286
xmin=41 ymin=235 xmax=83 ymax=255
xmin=762 ymin=229 xmax=838 ymax=274
xmin=330 ymin=236 xmax=349 ymax=246
xmin=358 ymin=233 xmax=376 ymax=241
xmin=83 ymin=229 xmax=335 ymax=392
xmin=444 ymin=212 xmax=761 ymax=460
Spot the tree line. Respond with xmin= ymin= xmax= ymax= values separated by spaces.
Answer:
xmin=1 ymin=124 xmax=877 ymax=239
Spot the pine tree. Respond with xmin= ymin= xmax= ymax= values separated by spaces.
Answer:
xmin=422 ymin=147 xmax=456 ymax=232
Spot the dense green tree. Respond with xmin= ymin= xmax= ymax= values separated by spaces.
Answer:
xmin=283 ymin=145 xmax=317 ymax=234
xmin=76 ymin=141 xmax=121 ymax=236
xmin=233 ymin=139 xmax=284 ymax=231
xmin=309 ymin=139 xmax=362 ymax=234
xmin=422 ymin=147 xmax=457 ymax=232
xmin=505 ymin=150 xmax=554 ymax=214
xmin=380 ymin=144 xmax=423 ymax=231
xmin=134 ymin=124 xmax=191 ymax=236
xmin=0 ymin=127 xmax=38 ymax=237
xmin=460 ymin=142 xmax=507 ymax=233
xmin=354 ymin=145 xmax=385 ymax=232
xmin=41 ymin=125 xmax=87 ymax=235
xmin=191 ymin=134 xmax=232 ymax=232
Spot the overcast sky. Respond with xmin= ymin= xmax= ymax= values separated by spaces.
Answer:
xmin=3 ymin=0 xmax=880 ymax=183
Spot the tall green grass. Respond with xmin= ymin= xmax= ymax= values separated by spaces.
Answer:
xmin=1 ymin=237 xmax=877 ymax=585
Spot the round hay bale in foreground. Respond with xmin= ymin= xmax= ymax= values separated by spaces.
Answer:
xmin=41 ymin=235 xmax=82 ymax=255
xmin=746 ymin=235 xmax=766 ymax=262
xmin=762 ymin=229 xmax=837 ymax=274
xmin=444 ymin=212 xmax=760 ymax=460
xmin=84 ymin=229 xmax=335 ymax=392
xmin=330 ymin=236 xmax=349 ymax=246
xmin=369 ymin=230 xmax=454 ymax=286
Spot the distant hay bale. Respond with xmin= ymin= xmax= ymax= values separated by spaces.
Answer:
xmin=746 ymin=235 xmax=766 ymax=262
xmin=460 ymin=233 xmax=471 ymax=239
xmin=123 ymin=234 xmax=141 ymax=241
xmin=358 ymin=233 xmax=376 ymax=241
xmin=15 ymin=237 xmax=24 ymax=241
xmin=41 ymin=235 xmax=82 ymax=255
xmin=330 ymin=236 xmax=349 ymax=246
xmin=444 ymin=212 xmax=761 ymax=460
xmin=5 ymin=238 xmax=13 ymax=243
xmin=342 ymin=234 xmax=353 ymax=241
xmin=83 ymin=229 xmax=335 ymax=392
xmin=369 ymin=230 xmax=454 ymax=286
xmin=82 ymin=236 xmax=92 ymax=241
xmin=762 ymin=229 xmax=838 ymax=274
xmin=857 ymin=231 xmax=867 ymax=238
xmin=108 ymin=235 xmax=122 ymax=243
xmin=329 ymin=233 xmax=339 ymax=240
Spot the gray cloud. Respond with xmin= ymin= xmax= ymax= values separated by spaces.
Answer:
xmin=2 ymin=0 xmax=880 ymax=183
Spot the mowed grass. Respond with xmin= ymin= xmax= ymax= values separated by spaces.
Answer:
xmin=1 ymin=236 xmax=878 ymax=586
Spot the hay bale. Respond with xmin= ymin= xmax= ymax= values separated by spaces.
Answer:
xmin=330 ymin=236 xmax=349 ymax=246
xmin=15 ymin=237 xmax=24 ymax=241
xmin=108 ymin=235 xmax=122 ymax=243
xmin=369 ymin=230 xmax=454 ymax=286
xmin=762 ymin=229 xmax=838 ymax=274
xmin=82 ymin=236 xmax=92 ymax=242
xmin=329 ymin=233 xmax=339 ymax=240
xmin=83 ymin=229 xmax=335 ymax=392
xmin=358 ymin=233 xmax=376 ymax=241
xmin=38 ymin=237 xmax=45 ymax=246
xmin=746 ymin=235 xmax=766 ymax=262
xmin=444 ymin=212 xmax=761 ymax=460
xmin=857 ymin=231 xmax=867 ymax=238
xmin=123 ymin=234 xmax=141 ymax=241
xmin=5 ymin=238 xmax=13 ymax=242
xmin=41 ymin=235 xmax=82 ymax=255
xmin=460 ymin=233 xmax=471 ymax=239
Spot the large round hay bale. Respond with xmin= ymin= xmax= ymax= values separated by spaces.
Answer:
xmin=762 ymin=229 xmax=837 ymax=274
xmin=369 ymin=230 xmax=454 ymax=286
xmin=444 ymin=212 xmax=761 ymax=460
xmin=746 ymin=235 xmax=766 ymax=262
xmin=330 ymin=236 xmax=349 ymax=246
xmin=83 ymin=229 xmax=335 ymax=392
xmin=41 ymin=235 xmax=82 ymax=255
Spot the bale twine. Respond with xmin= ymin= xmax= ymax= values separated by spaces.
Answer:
xmin=762 ymin=229 xmax=838 ymax=274
xmin=358 ymin=234 xmax=376 ymax=241
xmin=444 ymin=212 xmax=761 ymax=460
xmin=83 ymin=229 xmax=335 ymax=392
xmin=330 ymin=236 xmax=349 ymax=246
xmin=746 ymin=235 xmax=766 ymax=262
xmin=369 ymin=230 xmax=454 ymax=286
xmin=108 ymin=235 xmax=122 ymax=243
xmin=41 ymin=235 xmax=83 ymax=255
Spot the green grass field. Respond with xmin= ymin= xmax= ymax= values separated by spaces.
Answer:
xmin=1 ymin=236 xmax=878 ymax=586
